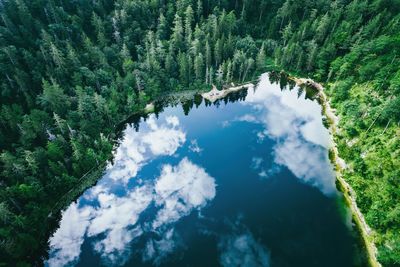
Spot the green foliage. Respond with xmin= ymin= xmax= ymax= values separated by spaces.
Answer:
xmin=0 ymin=0 xmax=399 ymax=265
xmin=0 ymin=1 xmax=264 ymax=265
xmin=380 ymin=97 xmax=400 ymax=123
xmin=330 ymin=78 xmax=354 ymax=104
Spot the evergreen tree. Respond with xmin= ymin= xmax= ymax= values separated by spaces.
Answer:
xmin=0 ymin=1 xmax=399 ymax=265
xmin=256 ymin=43 xmax=266 ymax=71
xmin=194 ymin=53 xmax=204 ymax=81
xmin=184 ymin=6 xmax=194 ymax=47
xmin=172 ymin=14 xmax=184 ymax=51
xmin=157 ymin=13 xmax=168 ymax=40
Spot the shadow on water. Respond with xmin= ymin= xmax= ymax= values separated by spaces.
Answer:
xmin=121 ymin=85 xmax=250 ymax=135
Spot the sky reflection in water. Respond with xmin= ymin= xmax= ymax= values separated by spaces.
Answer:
xmin=243 ymin=73 xmax=335 ymax=195
xmin=47 ymin=116 xmax=215 ymax=266
xmin=46 ymin=74 xmax=357 ymax=267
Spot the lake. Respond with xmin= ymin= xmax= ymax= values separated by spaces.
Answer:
xmin=46 ymin=73 xmax=366 ymax=267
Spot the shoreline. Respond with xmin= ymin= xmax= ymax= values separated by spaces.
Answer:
xmin=43 ymin=75 xmax=379 ymax=266
xmin=291 ymin=75 xmax=381 ymax=267
xmin=201 ymin=83 xmax=255 ymax=102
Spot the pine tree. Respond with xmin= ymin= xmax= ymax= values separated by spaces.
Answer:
xmin=209 ymin=66 xmax=214 ymax=85
xmin=256 ymin=43 xmax=266 ymax=71
xmin=172 ymin=14 xmax=184 ymax=50
xmin=196 ymin=0 xmax=203 ymax=21
xmin=216 ymin=65 xmax=224 ymax=87
xmin=242 ymin=58 xmax=254 ymax=82
xmin=214 ymin=38 xmax=223 ymax=66
xmin=184 ymin=6 xmax=194 ymax=47
xmin=225 ymin=59 xmax=233 ymax=83
xmin=282 ymin=21 xmax=293 ymax=46
xmin=157 ymin=13 xmax=168 ymax=40
xmin=50 ymin=43 xmax=65 ymax=69
xmin=306 ymin=40 xmax=318 ymax=71
xmin=194 ymin=53 xmax=204 ymax=81
xmin=165 ymin=43 xmax=177 ymax=75
xmin=178 ymin=52 xmax=189 ymax=85
xmin=206 ymin=40 xmax=212 ymax=69
xmin=39 ymin=80 xmax=70 ymax=115
xmin=91 ymin=12 xmax=107 ymax=47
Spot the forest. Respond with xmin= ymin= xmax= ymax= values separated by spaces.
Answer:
xmin=0 ymin=0 xmax=399 ymax=266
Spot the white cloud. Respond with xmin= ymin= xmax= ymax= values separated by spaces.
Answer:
xmin=300 ymin=117 xmax=331 ymax=148
xmin=165 ymin=115 xmax=180 ymax=127
xmin=93 ymin=226 xmax=143 ymax=266
xmin=106 ymin=115 xmax=186 ymax=184
xmin=189 ymin=139 xmax=202 ymax=153
xmin=243 ymin=73 xmax=336 ymax=195
xmin=274 ymin=137 xmax=335 ymax=194
xmin=245 ymin=74 xmax=330 ymax=143
xmin=152 ymin=157 xmax=216 ymax=229
xmin=258 ymin=170 xmax=268 ymax=178
xmin=251 ymin=157 xmax=281 ymax=180
xmin=142 ymin=116 xmax=186 ymax=156
xmin=142 ymin=228 xmax=182 ymax=266
xmin=219 ymin=230 xmax=270 ymax=267
xmin=221 ymin=120 xmax=230 ymax=128
xmin=251 ymin=157 xmax=264 ymax=170
xmin=87 ymin=185 xmax=153 ymax=263
xmin=256 ymin=131 xmax=268 ymax=142
xmin=259 ymin=165 xmax=281 ymax=180
xmin=46 ymin=203 xmax=94 ymax=267
xmin=236 ymin=114 xmax=258 ymax=123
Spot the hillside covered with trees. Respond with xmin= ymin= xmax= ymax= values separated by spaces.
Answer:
xmin=0 ymin=0 xmax=399 ymax=266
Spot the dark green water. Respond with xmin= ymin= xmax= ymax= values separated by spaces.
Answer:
xmin=46 ymin=73 xmax=365 ymax=267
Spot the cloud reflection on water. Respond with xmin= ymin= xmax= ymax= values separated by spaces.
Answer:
xmin=244 ymin=73 xmax=336 ymax=195
xmin=152 ymin=157 xmax=216 ymax=229
xmin=218 ymin=219 xmax=270 ymax=267
xmin=87 ymin=185 xmax=153 ymax=265
xmin=46 ymin=115 xmax=216 ymax=266
xmin=107 ymin=115 xmax=186 ymax=184
xmin=46 ymin=203 xmax=93 ymax=267
xmin=142 ymin=228 xmax=183 ymax=265
xmin=47 ymin=73 xmax=338 ymax=267
xmin=219 ymin=232 xmax=270 ymax=267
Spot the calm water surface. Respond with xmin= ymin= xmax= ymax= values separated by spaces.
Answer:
xmin=46 ymin=73 xmax=365 ymax=267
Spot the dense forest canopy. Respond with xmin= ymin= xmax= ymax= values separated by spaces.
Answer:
xmin=0 ymin=0 xmax=399 ymax=266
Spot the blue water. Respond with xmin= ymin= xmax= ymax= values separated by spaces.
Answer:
xmin=46 ymin=73 xmax=364 ymax=267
